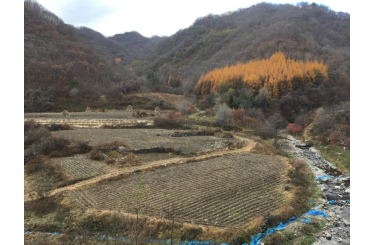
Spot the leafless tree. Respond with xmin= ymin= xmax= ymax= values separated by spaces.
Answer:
xmin=215 ymin=103 xmax=233 ymax=127
xmin=268 ymin=114 xmax=288 ymax=147
xmin=177 ymin=101 xmax=190 ymax=115
xmin=69 ymin=87 xmax=79 ymax=97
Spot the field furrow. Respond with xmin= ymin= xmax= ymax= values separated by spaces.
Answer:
xmin=70 ymin=153 xmax=287 ymax=227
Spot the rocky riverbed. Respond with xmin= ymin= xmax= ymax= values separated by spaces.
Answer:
xmin=280 ymin=135 xmax=350 ymax=245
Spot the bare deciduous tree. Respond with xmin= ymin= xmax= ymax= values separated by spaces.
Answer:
xmin=177 ymin=101 xmax=190 ymax=115
xmin=268 ymin=114 xmax=288 ymax=147
xmin=215 ymin=103 xmax=233 ymax=127
xmin=69 ymin=87 xmax=79 ymax=97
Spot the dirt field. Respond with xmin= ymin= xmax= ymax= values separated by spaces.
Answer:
xmin=70 ymin=153 xmax=287 ymax=227
xmin=52 ymin=154 xmax=114 ymax=181
xmin=52 ymin=129 xmax=240 ymax=154
xmin=24 ymin=110 xmax=168 ymax=120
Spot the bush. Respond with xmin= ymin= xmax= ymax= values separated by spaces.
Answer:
xmin=154 ymin=112 xmax=192 ymax=129
xmin=215 ymin=103 xmax=234 ymax=127
xmin=316 ymin=135 xmax=328 ymax=144
xmin=36 ymin=137 xmax=71 ymax=156
xmin=117 ymin=153 xmax=141 ymax=167
xmin=290 ymin=160 xmax=306 ymax=173
xmin=24 ymin=119 xmax=41 ymax=133
xmin=89 ymin=148 xmax=104 ymax=161
xmin=254 ymin=124 xmax=274 ymax=139
xmin=24 ymin=127 xmax=51 ymax=149
xmin=48 ymin=123 xmax=73 ymax=131
xmin=286 ymin=123 xmax=303 ymax=135
xmin=89 ymin=141 xmax=131 ymax=161
xmin=77 ymin=141 xmax=91 ymax=152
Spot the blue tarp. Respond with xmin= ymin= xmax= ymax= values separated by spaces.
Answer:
xmin=346 ymin=200 xmax=350 ymax=203
xmin=317 ymin=175 xmax=333 ymax=180
xmin=329 ymin=200 xmax=335 ymax=205
xmin=301 ymin=210 xmax=328 ymax=218
xmin=249 ymin=209 xmax=327 ymax=245
xmin=308 ymin=199 xmax=313 ymax=203
xmin=301 ymin=218 xmax=311 ymax=223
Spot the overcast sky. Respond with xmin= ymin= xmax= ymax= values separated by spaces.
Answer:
xmin=36 ymin=0 xmax=351 ymax=38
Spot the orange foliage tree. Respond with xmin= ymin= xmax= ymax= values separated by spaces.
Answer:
xmin=194 ymin=52 xmax=328 ymax=97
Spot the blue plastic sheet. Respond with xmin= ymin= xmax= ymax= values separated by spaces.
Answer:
xmin=301 ymin=218 xmax=311 ymax=223
xmin=249 ymin=209 xmax=327 ymax=245
xmin=317 ymin=175 xmax=333 ymax=180
xmin=308 ymin=199 xmax=313 ymax=203
xmin=329 ymin=200 xmax=335 ymax=205
xmin=285 ymin=217 xmax=297 ymax=225
xmin=346 ymin=200 xmax=350 ymax=203
xmin=301 ymin=210 xmax=328 ymax=218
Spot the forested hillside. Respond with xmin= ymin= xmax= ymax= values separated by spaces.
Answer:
xmin=24 ymin=0 xmax=349 ymax=114
xmin=24 ymin=0 xmax=154 ymax=111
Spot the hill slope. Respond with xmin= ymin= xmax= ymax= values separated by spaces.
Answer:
xmin=24 ymin=1 xmax=349 ymax=114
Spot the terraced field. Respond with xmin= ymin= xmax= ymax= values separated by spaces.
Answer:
xmin=52 ymin=154 xmax=114 ymax=181
xmin=52 ymin=129 xmax=240 ymax=154
xmin=71 ymin=153 xmax=287 ymax=227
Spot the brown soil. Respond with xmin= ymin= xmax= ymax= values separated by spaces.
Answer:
xmin=70 ymin=153 xmax=287 ymax=227
xmin=52 ymin=154 xmax=114 ymax=181
xmin=24 ymin=135 xmax=255 ymax=202
xmin=52 ymin=128 xmax=240 ymax=154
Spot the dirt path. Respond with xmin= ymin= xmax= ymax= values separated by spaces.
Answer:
xmin=25 ymin=135 xmax=256 ymax=202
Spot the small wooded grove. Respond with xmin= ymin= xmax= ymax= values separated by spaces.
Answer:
xmin=194 ymin=52 xmax=328 ymax=97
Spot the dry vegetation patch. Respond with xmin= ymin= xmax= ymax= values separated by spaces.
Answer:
xmin=71 ymin=153 xmax=287 ymax=228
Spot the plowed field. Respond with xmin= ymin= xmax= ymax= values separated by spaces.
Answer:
xmin=52 ymin=129 xmax=239 ymax=154
xmin=71 ymin=153 xmax=287 ymax=227
xmin=52 ymin=154 xmax=114 ymax=181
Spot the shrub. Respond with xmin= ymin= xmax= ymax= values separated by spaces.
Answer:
xmin=154 ymin=112 xmax=192 ymax=129
xmin=36 ymin=137 xmax=71 ymax=156
xmin=315 ymin=135 xmax=327 ymax=144
xmin=25 ymin=196 xmax=58 ymax=216
xmin=254 ymin=124 xmax=274 ymax=139
xmin=117 ymin=153 xmax=141 ymax=167
xmin=77 ymin=141 xmax=91 ymax=152
xmin=24 ymin=127 xmax=51 ymax=149
xmin=48 ymin=123 xmax=73 ymax=131
xmin=215 ymin=103 xmax=234 ymax=127
xmin=290 ymin=160 xmax=306 ymax=173
xmin=89 ymin=148 xmax=104 ymax=161
xmin=286 ymin=123 xmax=303 ymax=135
xmin=24 ymin=119 xmax=41 ymax=133
xmin=89 ymin=141 xmax=131 ymax=161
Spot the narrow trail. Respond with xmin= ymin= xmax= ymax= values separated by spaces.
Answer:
xmin=25 ymin=135 xmax=256 ymax=202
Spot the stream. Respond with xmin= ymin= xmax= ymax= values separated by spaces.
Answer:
xmin=279 ymin=134 xmax=350 ymax=244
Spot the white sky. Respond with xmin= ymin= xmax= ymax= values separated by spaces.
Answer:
xmin=36 ymin=0 xmax=351 ymax=38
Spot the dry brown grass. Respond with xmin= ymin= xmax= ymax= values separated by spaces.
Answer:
xmin=244 ymin=216 xmax=264 ymax=232
xmin=73 ymin=209 xmax=240 ymax=243
xmin=89 ymin=141 xmax=131 ymax=161
xmin=48 ymin=123 xmax=73 ymax=131
xmin=117 ymin=153 xmax=142 ymax=167
xmin=250 ymin=136 xmax=282 ymax=155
